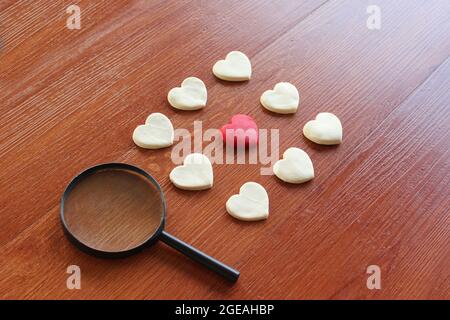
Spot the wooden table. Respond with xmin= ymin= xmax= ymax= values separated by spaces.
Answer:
xmin=0 ymin=0 xmax=449 ymax=299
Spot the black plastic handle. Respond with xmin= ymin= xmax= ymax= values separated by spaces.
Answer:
xmin=159 ymin=231 xmax=240 ymax=282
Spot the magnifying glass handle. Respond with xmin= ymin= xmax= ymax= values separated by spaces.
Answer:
xmin=159 ymin=231 xmax=240 ymax=282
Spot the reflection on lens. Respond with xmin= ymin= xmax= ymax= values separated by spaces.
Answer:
xmin=63 ymin=168 xmax=163 ymax=252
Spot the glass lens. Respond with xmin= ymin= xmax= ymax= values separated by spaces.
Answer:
xmin=63 ymin=168 xmax=164 ymax=252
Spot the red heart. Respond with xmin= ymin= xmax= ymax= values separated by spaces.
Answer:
xmin=220 ymin=114 xmax=258 ymax=147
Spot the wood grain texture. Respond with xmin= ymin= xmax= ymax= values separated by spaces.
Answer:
xmin=0 ymin=0 xmax=449 ymax=299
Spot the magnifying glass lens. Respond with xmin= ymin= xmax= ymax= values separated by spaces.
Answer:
xmin=63 ymin=168 xmax=163 ymax=252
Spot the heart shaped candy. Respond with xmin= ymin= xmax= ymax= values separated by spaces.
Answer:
xmin=303 ymin=113 xmax=342 ymax=145
xmin=273 ymin=147 xmax=314 ymax=184
xmin=260 ymin=82 xmax=299 ymax=114
xmin=132 ymin=113 xmax=174 ymax=149
xmin=220 ymin=114 xmax=258 ymax=147
xmin=167 ymin=77 xmax=207 ymax=111
xmin=169 ymin=153 xmax=213 ymax=190
xmin=226 ymin=182 xmax=269 ymax=221
xmin=212 ymin=51 xmax=252 ymax=81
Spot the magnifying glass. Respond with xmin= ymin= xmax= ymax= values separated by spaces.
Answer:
xmin=60 ymin=163 xmax=240 ymax=282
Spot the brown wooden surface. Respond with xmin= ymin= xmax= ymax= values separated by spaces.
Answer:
xmin=0 ymin=0 xmax=449 ymax=299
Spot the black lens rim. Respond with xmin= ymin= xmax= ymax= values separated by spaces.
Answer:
xmin=60 ymin=163 xmax=166 ymax=258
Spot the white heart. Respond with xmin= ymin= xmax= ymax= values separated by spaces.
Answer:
xmin=303 ymin=112 xmax=342 ymax=145
xmin=212 ymin=51 xmax=252 ymax=81
xmin=132 ymin=113 xmax=174 ymax=149
xmin=167 ymin=77 xmax=207 ymax=111
xmin=260 ymin=82 xmax=299 ymax=114
xmin=226 ymin=182 xmax=269 ymax=221
xmin=169 ymin=153 xmax=213 ymax=190
xmin=273 ymin=148 xmax=314 ymax=184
